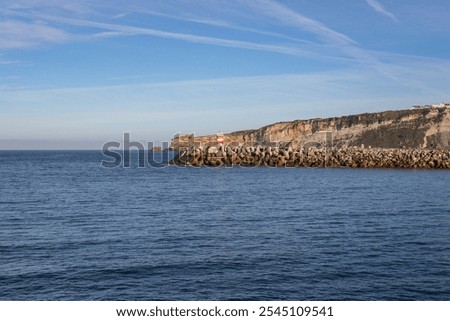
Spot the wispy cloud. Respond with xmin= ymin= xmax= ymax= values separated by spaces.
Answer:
xmin=366 ymin=0 xmax=398 ymax=22
xmin=0 ymin=19 xmax=68 ymax=49
xmin=111 ymin=12 xmax=130 ymax=20
xmin=0 ymin=54 xmax=20 ymax=65
xmin=120 ymin=6 xmax=314 ymax=45
xmin=2 ymin=0 xmax=93 ymax=16
xmin=6 ymin=0 xmax=350 ymax=61
xmin=0 ymin=0 xmax=390 ymax=66
xmin=41 ymin=15 xmax=347 ymax=62
xmin=245 ymin=0 xmax=356 ymax=45
xmin=2 ymin=0 xmax=420 ymax=87
xmin=243 ymin=0 xmax=400 ymax=80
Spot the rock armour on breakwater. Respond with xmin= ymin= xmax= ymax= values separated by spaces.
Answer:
xmin=171 ymin=145 xmax=450 ymax=169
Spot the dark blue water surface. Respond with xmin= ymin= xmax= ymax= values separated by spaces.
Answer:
xmin=0 ymin=151 xmax=449 ymax=300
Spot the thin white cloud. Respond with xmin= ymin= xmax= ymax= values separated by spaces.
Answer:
xmin=246 ymin=0 xmax=356 ymax=45
xmin=0 ymin=55 xmax=20 ymax=65
xmin=244 ymin=0 xmax=401 ymax=81
xmin=366 ymin=0 xmax=398 ymax=22
xmin=41 ymin=15 xmax=346 ymax=62
xmin=111 ymin=12 xmax=130 ymax=19
xmin=123 ymin=6 xmax=315 ymax=45
xmin=93 ymin=31 xmax=135 ymax=38
xmin=0 ymin=0 xmax=384 ymax=66
xmin=2 ymin=0 xmax=445 ymax=99
xmin=0 ymin=20 xmax=68 ymax=49
xmin=1 ymin=0 xmax=93 ymax=16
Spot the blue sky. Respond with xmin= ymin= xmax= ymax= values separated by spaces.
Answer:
xmin=1 ymin=0 xmax=450 ymax=149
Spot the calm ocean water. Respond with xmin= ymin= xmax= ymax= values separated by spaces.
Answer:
xmin=0 ymin=150 xmax=449 ymax=300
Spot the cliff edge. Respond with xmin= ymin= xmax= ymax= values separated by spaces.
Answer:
xmin=171 ymin=106 xmax=450 ymax=150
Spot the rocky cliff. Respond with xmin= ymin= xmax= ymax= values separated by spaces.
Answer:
xmin=172 ymin=107 xmax=450 ymax=150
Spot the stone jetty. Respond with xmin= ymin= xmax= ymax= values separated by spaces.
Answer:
xmin=171 ymin=145 xmax=450 ymax=169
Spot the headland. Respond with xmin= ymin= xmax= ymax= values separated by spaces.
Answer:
xmin=170 ymin=105 xmax=450 ymax=168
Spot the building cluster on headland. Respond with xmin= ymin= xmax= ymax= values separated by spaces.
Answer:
xmin=168 ymin=105 xmax=450 ymax=168
xmin=411 ymin=103 xmax=450 ymax=109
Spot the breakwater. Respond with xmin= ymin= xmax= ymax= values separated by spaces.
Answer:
xmin=171 ymin=145 xmax=450 ymax=168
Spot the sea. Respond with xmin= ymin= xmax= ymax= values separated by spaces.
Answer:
xmin=0 ymin=150 xmax=449 ymax=300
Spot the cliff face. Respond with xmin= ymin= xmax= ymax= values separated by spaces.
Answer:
xmin=172 ymin=107 xmax=450 ymax=149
